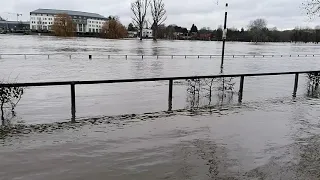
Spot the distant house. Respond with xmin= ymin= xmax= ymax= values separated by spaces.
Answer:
xmin=141 ymin=29 xmax=153 ymax=38
xmin=128 ymin=31 xmax=138 ymax=38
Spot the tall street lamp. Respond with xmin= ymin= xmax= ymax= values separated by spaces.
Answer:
xmin=221 ymin=3 xmax=228 ymax=69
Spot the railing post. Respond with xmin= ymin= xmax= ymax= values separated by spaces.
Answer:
xmin=293 ymin=73 xmax=299 ymax=97
xmin=108 ymin=55 xmax=110 ymax=59
xmin=89 ymin=55 xmax=92 ymax=60
xmin=24 ymin=55 xmax=27 ymax=59
xmin=0 ymin=54 xmax=2 ymax=59
xmin=71 ymin=82 xmax=76 ymax=123
xmin=125 ymin=55 xmax=127 ymax=60
xmin=48 ymin=55 xmax=50 ymax=59
xmin=238 ymin=76 xmax=245 ymax=103
xmin=69 ymin=55 xmax=71 ymax=59
xmin=168 ymin=79 xmax=173 ymax=111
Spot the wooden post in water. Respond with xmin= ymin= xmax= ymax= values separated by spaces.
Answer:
xmin=238 ymin=76 xmax=245 ymax=103
xmin=125 ymin=55 xmax=127 ymax=60
xmin=293 ymin=73 xmax=299 ymax=97
xmin=24 ymin=55 xmax=27 ymax=59
xmin=71 ymin=83 xmax=76 ymax=123
xmin=168 ymin=80 xmax=173 ymax=111
xmin=48 ymin=55 xmax=50 ymax=59
xmin=89 ymin=55 xmax=92 ymax=60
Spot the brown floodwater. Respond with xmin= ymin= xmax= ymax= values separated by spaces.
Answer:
xmin=1 ymin=98 xmax=320 ymax=179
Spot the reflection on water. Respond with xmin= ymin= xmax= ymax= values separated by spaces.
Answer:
xmin=306 ymin=73 xmax=320 ymax=98
xmin=186 ymin=77 xmax=236 ymax=108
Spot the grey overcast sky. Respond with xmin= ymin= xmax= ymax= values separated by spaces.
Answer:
xmin=0 ymin=0 xmax=319 ymax=30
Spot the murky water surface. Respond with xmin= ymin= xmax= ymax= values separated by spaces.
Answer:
xmin=1 ymin=35 xmax=320 ymax=179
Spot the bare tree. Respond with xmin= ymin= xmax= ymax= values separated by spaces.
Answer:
xmin=101 ymin=19 xmax=127 ymax=39
xmin=248 ymin=18 xmax=268 ymax=43
xmin=52 ymin=13 xmax=76 ymax=37
xmin=150 ymin=0 xmax=167 ymax=40
xmin=131 ymin=0 xmax=149 ymax=40
xmin=0 ymin=81 xmax=24 ymax=126
xmin=303 ymin=0 xmax=320 ymax=17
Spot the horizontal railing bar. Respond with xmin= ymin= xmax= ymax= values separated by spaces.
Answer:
xmin=0 ymin=70 xmax=319 ymax=88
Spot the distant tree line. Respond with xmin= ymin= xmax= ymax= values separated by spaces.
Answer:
xmin=126 ymin=18 xmax=320 ymax=43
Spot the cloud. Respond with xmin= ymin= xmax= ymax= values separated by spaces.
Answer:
xmin=0 ymin=0 xmax=318 ymax=30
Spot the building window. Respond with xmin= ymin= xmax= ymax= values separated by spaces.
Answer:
xmin=89 ymin=28 xmax=91 ymax=32
xmin=47 ymin=14 xmax=48 ymax=16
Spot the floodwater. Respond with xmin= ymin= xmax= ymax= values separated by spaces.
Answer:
xmin=0 ymin=34 xmax=320 ymax=124
xmin=1 ymin=34 xmax=320 ymax=179
xmin=1 ymin=99 xmax=320 ymax=179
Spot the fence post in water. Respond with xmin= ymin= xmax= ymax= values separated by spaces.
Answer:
xmin=293 ymin=73 xmax=299 ymax=97
xmin=125 ymin=55 xmax=127 ymax=60
xmin=238 ymin=76 xmax=245 ymax=103
xmin=89 ymin=55 xmax=92 ymax=60
xmin=108 ymin=55 xmax=110 ymax=59
xmin=142 ymin=55 xmax=144 ymax=59
xmin=168 ymin=79 xmax=173 ymax=111
xmin=0 ymin=55 xmax=2 ymax=59
xmin=24 ymin=55 xmax=27 ymax=59
xmin=71 ymin=82 xmax=76 ymax=123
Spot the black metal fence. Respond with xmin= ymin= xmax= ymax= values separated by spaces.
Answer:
xmin=0 ymin=70 xmax=319 ymax=123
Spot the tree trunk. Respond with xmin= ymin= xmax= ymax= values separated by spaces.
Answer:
xmin=153 ymin=26 xmax=158 ymax=41
xmin=140 ymin=27 xmax=143 ymax=40
xmin=1 ymin=102 xmax=4 ymax=126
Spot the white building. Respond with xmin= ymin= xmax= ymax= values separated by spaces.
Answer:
xmin=142 ymin=29 xmax=153 ymax=38
xmin=30 ymin=9 xmax=107 ymax=33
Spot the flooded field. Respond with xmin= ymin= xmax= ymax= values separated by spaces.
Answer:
xmin=1 ymin=34 xmax=320 ymax=124
xmin=1 ymin=34 xmax=320 ymax=179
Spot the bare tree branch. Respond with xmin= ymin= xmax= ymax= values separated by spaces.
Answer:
xmin=303 ymin=0 xmax=320 ymax=18
xmin=150 ymin=0 xmax=167 ymax=40
xmin=131 ymin=0 xmax=149 ymax=40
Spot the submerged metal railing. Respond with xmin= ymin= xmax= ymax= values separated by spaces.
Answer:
xmin=0 ymin=70 xmax=319 ymax=123
xmin=1 ymin=53 xmax=320 ymax=60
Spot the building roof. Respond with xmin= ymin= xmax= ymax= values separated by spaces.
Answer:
xmin=30 ymin=9 xmax=107 ymax=19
